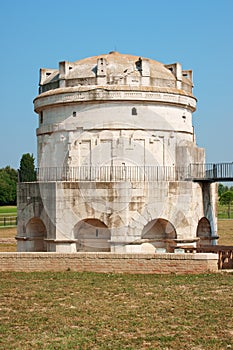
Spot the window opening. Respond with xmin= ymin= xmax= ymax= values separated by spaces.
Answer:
xmin=40 ymin=112 xmax=43 ymax=124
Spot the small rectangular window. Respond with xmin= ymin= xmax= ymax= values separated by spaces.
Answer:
xmin=40 ymin=112 xmax=43 ymax=124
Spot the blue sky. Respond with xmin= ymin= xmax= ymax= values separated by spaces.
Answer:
xmin=0 ymin=0 xmax=233 ymax=168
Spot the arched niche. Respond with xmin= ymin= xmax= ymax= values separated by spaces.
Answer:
xmin=26 ymin=217 xmax=47 ymax=252
xmin=142 ymin=218 xmax=176 ymax=252
xmin=196 ymin=217 xmax=212 ymax=246
xmin=74 ymin=218 xmax=111 ymax=252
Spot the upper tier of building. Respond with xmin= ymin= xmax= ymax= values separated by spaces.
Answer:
xmin=34 ymin=52 xmax=196 ymax=114
xmin=38 ymin=51 xmax=193 ymax=95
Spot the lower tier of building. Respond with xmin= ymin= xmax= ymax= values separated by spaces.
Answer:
xmin=17 ymin=180 xmax=218 ymax=253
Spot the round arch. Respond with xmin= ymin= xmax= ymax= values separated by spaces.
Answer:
xmin=196 ymin=217 xmax=212 ymax=246
xmin=142 ymin=218 xmax=176 ymax=252
xmin=74 ymin=218 xmax=111 ymax=252
xmin=26 ymin=217 xmax=47 ymax=252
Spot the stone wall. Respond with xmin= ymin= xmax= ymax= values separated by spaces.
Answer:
xmin=18 ymin=180 xmax=216 ymax=253
xmin=0 ymin=253 xmax=218 ymax=274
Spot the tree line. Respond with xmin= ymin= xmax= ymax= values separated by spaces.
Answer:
xmin=0 ymin=154 xmax=36 ymax=205
xmin=218 ymin=184 xmax=233 ymax=218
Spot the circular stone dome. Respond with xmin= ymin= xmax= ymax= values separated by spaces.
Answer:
xmin=71 ymin=51 xmax=175 ymax=80
xmin=38 ymin=51 xmax=194 ymax=97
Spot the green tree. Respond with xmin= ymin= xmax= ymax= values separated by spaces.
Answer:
xmin=218 ymin=183 xmax=229 ymax=197
xmin=19 ymin=153 xmax=36 ymax=182
xmin=0 ymin=166 xmax=18 ymax=205
xmin=219 ymin=191 xmax=233 ymax=219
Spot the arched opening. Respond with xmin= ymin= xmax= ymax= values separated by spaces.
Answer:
xmin=74 ymin=218 xmax=111 ymax=252
xmin=196 ymin=217 xmax=212 ymax=246
xmin=142 ymin=218 xmax=176 ymax=252
xmin=26 ymin=217 xmax=47 ymax=252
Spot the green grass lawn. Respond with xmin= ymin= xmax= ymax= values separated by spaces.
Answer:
xmin=218 ymin=203 xmax=233 ymax=219
xmin=0 ymin=272 xmax=233 ymax=349
xmin=0 ymin=206 xmax=17 ymax=227
xmin=0 ymin=206 xmax=17 ymax=216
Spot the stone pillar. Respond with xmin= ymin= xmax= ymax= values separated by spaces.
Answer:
xmin=97 ymin=57 xmax=107 ymax=85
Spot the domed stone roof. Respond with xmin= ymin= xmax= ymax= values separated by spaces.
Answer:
xmin=39 ymin=51 xmax=193 ymax=96
xmin=71 ymin=51 xmax=174 ymax=80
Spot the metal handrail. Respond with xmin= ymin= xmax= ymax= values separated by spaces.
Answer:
xmin=188 ymin=163 xmax=233 ymax=180
xmin=18 ymin=163 xmax=233 ymax=182
xmin=19 ymin=165 xmax=178 ymax=182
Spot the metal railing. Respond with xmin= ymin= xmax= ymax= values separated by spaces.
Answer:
xmin=188 ymin=163 xmax=233 ymax=181
xmin=18 ymin=163 xmax=233 ymax=183
xmin=28 ymin=166 xmax=179 ymax=182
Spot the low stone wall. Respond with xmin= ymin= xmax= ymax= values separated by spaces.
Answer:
xmin=0 ymin=252 xmax=218 ymax=274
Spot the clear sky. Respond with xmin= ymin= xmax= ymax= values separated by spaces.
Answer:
xmin=0 ymin=0 xmax=233 ymax=169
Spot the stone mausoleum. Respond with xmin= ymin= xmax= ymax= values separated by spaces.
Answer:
xmin=17 ymin=51 xmax=218 ymax=253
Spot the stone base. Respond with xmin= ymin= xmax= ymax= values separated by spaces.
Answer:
xmin=0 ymin=252 xmax=218 ymax=274
xmin=17 ymin=180 xmax=218 ymax=253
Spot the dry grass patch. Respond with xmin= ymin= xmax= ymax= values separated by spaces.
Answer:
xmin=0 ymin=227 xmax=16 ymax=251
xmin=0 ymin=227 xmax=16 ymax=239
xmin=218 ymin=220 xmax=233 ymax=245
xmin=0 ymin=272 xmax=233 ymax=349
xmin=0 ymin=244 xmax=16 ymax=252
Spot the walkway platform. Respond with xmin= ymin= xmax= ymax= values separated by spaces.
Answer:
xmin=189 ymin=163 xmax=233 ymax=182
xmin=18 ymin=163 xmax=233 ymax=183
